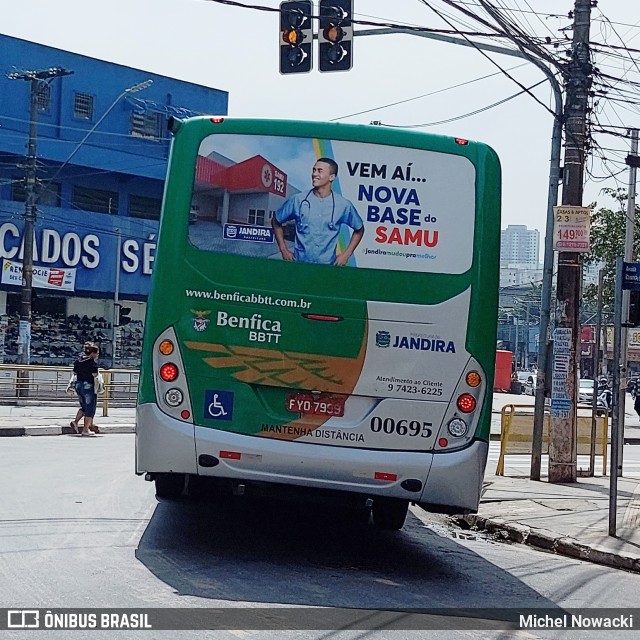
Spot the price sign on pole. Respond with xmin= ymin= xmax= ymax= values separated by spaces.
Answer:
xmin=553 ymin=205 xmax=591 ymax=252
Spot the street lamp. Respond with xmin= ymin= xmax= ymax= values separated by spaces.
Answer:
xmin=38 ymin=80 xmax=153 ymax=370
xmin=44 ymin=79 xmax=153 ymax=185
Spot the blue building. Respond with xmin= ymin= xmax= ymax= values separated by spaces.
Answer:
xmin=0 ymin=34 xmax=228 ymax=365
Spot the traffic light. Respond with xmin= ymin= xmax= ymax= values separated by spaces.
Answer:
xmin=118 ymin=306 xmax=132 ymax=326
xmin=629 ymin=290 xmax=640 ymax=327
xmin=318 ymin=0 xmax=353 ymax=72
xmin=280 ymin=1 xmax=313 ymax=74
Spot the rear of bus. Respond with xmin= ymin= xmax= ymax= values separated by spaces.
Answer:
xmin=136 ymin=118 xmax=500 ymax=527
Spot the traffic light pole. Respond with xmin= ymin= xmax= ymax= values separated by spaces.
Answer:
xmin=353 ymin=27 xmax=529 ymax=60
xmin=618 ymin=129 xmax=640 ymax=476
xmin=354 ymin=23 xmax=563 ymax=481
xmin=464 ymin=0 xmax=564 ymax=482
xmin=610 ymin=256 xmax=623 ymax=535
xmin=613 ymin=247 xmax=640 ymax=535
xmin=530 ymin=88 xmax=563 ymax=481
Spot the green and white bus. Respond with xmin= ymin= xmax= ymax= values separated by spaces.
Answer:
xmin=136 ymin=117 xmax=500 ymax=529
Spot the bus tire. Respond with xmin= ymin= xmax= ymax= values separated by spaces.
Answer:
xmin=155 ymin=473 xmax=185 ymax=499
xmin=372 ymin=497 xmax=409 ymax=530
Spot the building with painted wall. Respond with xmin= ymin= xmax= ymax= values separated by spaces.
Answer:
xmin=0 ymin=34 xmax=228 ymax=365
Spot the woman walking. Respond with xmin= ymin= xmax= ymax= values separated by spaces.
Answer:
xmin=70 ymin=342 xmax=100 ymax=435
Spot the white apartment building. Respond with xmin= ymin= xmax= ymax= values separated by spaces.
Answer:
xmin=500 ymin=224 xmax=540 ymax=267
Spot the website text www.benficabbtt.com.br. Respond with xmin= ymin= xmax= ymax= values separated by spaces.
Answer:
xmin=185 ymin=289 xmax=311 ymax=310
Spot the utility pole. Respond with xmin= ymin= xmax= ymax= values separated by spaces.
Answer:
xmin=618 ymin=129 xmax=639 ymax=476
xmin=112 ymin=230 xmax=122 ymax=369
xmin=589 ymin=269 xmax=603 ymax=476
xmin=524 ymin=302 xmax=531 ymax=369
xmin=549 ymin=0 xmax=592 ymax=483
xmin=8 ymin=68 xmax=72 ymax=394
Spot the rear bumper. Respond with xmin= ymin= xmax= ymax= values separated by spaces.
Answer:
xmin=136 ymin=403 xmax=487 ymax=511
xmin=419 ymin=439 xmax=488 ymax=514
xmin=136 ymin=403 xmax=197 ymax=475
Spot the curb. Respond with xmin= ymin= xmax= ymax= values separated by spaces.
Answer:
xmin=0 ymin=425 xmax=135 ymax=437
xmin=460 ymin=514 xmax=640 ymax=574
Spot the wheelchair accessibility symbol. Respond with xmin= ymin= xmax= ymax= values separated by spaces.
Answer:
xmin=204 ymin=390 xmax=234 ymax=421
xmin=208 ymin=394 xmax=227 ymax=417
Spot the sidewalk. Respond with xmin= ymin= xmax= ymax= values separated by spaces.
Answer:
xmin=2 ymin=398 xmax=640 ymax=574
xmin=471 ymin=392 xmax=640 ymax=574
xmin=0 ymin=404 xmax=135 ymax=436
xmin=463 ymin=473 xmax=640 ymax=573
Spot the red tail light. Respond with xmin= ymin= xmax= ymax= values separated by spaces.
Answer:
xmin=159 ymin=363 xmax=179 ymax=382
xmin=456 ymin=393 xmax=476 ymax=413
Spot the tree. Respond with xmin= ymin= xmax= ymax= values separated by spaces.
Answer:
xmin=584 ymin=187 xmax=640 ymax=307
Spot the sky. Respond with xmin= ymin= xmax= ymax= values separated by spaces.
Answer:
xmin=2 ymin=0 xmax=639 ymax=247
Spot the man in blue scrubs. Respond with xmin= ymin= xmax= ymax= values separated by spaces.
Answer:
xmin=272 ymin=158 xmax=364 ymax=265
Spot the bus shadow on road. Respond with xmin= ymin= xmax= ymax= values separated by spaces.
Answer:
xmin=135 ymin=494 xmax=564 ymax=612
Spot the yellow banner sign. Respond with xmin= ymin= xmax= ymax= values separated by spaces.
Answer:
xmin=604 ymin=327 xmax=640 ymax=349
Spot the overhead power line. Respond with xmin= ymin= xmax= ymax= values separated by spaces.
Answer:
xmin=203 ymin=0 xmax=520 ymax=39
xmin=330 ymin=62 xmax=528 ymax=121
xmin=380 ymin=78 xmax=546 ymax=129
xmin=417 ymin=0 xmax=559 ymax=120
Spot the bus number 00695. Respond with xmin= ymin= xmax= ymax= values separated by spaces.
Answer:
xmin=370 ymin=417 xmax=432 ymax=437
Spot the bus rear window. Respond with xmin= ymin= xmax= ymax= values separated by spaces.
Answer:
xmin=188 ymin=133 xmax=476 ymax=274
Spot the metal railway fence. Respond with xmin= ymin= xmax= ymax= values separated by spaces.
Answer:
xmin=0 ymin=365 xmax=139 ymax=416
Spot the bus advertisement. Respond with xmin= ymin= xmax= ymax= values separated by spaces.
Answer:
xmin=136 ymin=117 xmax=501 ymax=530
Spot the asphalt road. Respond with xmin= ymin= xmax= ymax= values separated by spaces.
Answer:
xmin=2 ymin=434 xmax=640 ymax=639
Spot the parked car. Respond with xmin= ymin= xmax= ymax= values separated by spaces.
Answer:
xmin=515 ymin=371 xmax=530 ymax=394
xmin=578 ymin=378 xmax=595 ymax=403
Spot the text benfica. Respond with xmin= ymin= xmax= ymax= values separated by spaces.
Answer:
xmin=520 ymin=614 xmax=634 ymax=629
xmin=217 ymin=311 xmax=281 ymax=332
xmin=261 ymin=424 xmax=364 ymax=442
